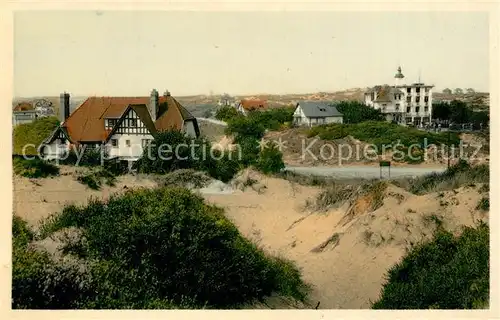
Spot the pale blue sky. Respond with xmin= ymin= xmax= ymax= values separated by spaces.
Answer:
xmin=14 ymin=11 xmax=489 ymax=97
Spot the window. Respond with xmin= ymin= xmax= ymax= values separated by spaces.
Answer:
xmin=407 ymin=107 xmax=411 ymax=113
xmin=141 ymin=139 xmax=152 ymax=148
xmin=406 ymin=97 xmax=411 ymax=103
xmin=425 ymin=88 xmax=430 ymax=93
xmin=395 ymin=104 xmax=400 ymax=111
xmin=424 ymin=106 xmax=429 ymax=113
xmin=416 ymin=96 xmax=420 ymax=103
xmin=126 ymin=140 xmax=131 ymax=147
xmin=416 ymin=106 xmax=420 ymax=113
xmin=407 ymin=88 xmax=411 ymax=93
xmin=130 ymin=119 xmax=137 ymax=127
xmin=424 ymin=96 xmax=429 ymax=103
xmin=416 ymin=87 xmax=421 ymax=93
xmin=110 ymin=139 xmax=118 ymax=147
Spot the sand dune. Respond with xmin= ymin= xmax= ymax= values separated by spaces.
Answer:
xmin=13 ymin=167 xmax=488 ymax=309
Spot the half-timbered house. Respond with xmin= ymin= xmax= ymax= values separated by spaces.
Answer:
xmin=40 ymin=89 xmax=200 ymax=163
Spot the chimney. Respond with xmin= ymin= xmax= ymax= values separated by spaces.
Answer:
xmin=149 ymin=89 xmax=159 ymax=121
xmin=163 ymin=90 xmax=171 ymax=97
xmin=59 ymin=92 xmax=70 ymax=124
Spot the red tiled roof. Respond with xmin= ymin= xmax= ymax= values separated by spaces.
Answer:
xmin=239 ymin=99 xmax=268 ymax=111
xmin=13 ymin=102 xmax=34 ymax=111
xmin=62 ymin=95 xmax=190 ymax=143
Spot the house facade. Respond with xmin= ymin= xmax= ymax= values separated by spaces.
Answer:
xmin=364 ymin=66 xmax=434 ymax=126
xmin=293 ymin=101 xmax=343 ymax=127
xmin=40 ymin=89 xmax=200 ymax=163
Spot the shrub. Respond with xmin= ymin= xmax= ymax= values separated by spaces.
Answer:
xmin=13 ymin=116 xmax=59 ymax=156
xmin=333 ymin=101 xmax=385 ymax=124
xmin=76 ymin=168 xmax=117 ymax=190
xmin=13 ymin=157 xmax=59 ymax=178
xmin=255 ymin=142 xmax=285 ymax=174
xmin=248 ymin=107 xmax=295 ymax=130
xmin=37 ymin=187 xmax=310 ymax=308
xmin=135 ymin=130 xmax=241 ymax=182
xmin=400 ymin=160 xmax=489 ymax=195
xmin=226 ymin=116 xmax=266 ymax=141
xmin=310 ymin=180 xmax=387 ymax=212
xmin=12 ymin=216 xmax=93 ymax=309
xmin=307 ymin=121 xmax=461 ymax=162
xmin=372 ymin=223 xmax=489 ymax=309
xmin=476 ymin=197 xmax=489 ymax=211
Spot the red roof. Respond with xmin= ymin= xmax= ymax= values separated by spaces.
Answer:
xmin=239 ymin=99 xmax=268 ymax=111
xmin=62 ymin=95 xmax=192 ymax=143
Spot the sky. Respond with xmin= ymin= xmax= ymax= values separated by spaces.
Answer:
xmin=14 ymin=11 xmax=489 ymax=97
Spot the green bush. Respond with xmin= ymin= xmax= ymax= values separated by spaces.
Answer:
xmin=12 ymin=215 xmax=94 ymax=309
xmin=13 ymin=116 xmax=59 ymax=156
xmin=248 ymin=107 xmax=295 ymax=130
xmin=333 ymin=101 xmax=385 ymax=124
xmin=255 ymin=142 xmax=285 ymax=174
xmin=13 ymin=157 xmax=59 ymax=178
xmin=135 ymin=130 xmax=241 ymax=182
xmin=476 ymin=197 xmax=489 ymax=211
xmin=226 ymin=116 xmax=266 ymax=141
xmin=307 ymin=121 xmax=461 ymax=162
xmin=372 ymin=222 xmax=489 ymax=309
xmin=215 ymin=106 xmax=240 ymax=122
xmin=36 ymin=187 xmax=309 ymax=308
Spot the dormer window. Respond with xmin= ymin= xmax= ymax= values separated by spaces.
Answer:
xmin=106 ymin=118 xmax=118 ymax=129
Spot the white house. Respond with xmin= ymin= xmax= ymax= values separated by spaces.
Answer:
xmin=40 ymin=89 xmax=200 ymax=164
xmin=293 ymin=101 xmax=343 ymax=127
xmin=364 ymin=66 xmax=434 ymax=126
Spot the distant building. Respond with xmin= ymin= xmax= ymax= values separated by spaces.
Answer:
xmin=293 ymin=101 xmax=343 ymax=127
xmin=217 ymin=93 xmax=237 ymax=107
xmin=364 ymin=66 xmax=434 ymax=127
xmin=12 ymin=102 xmax=38 ymax=126
xmin=236 ymin=99 xmax=268 ymax=116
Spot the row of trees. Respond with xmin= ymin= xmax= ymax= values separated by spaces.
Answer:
xmin=432 ymin=100 xmax=489 ymax=127
xmin=442 ymin=88 xmax=477 ymax=95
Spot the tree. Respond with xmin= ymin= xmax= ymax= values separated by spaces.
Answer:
xmin=466 ymin=88 xmax=476 ymax=94
xmin=432 ymin=102 xmax=451 ymax=121
xmin=333 ymin=101 xmax=385 ymax=124
xmin=449 ymin=100 xmax=472 ymax=123
xmin=215 ymin=106 xmax=239 ymax=122
xmin=442 ymin=88 xmax=452 ymax=94
xmin=454 ymin=88 xmax=464 ymax=95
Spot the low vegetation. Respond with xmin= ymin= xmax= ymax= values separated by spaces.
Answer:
xmin=13 ymin=156 xmax=59 ymax=178
xmin=308 ymin=179 xmax=387 ymax=212
xmin=15 ymin=188 xmax=310 ymax=309
xmin=13 ymin=116 xmax=59 ymax=156
xmin=332 ymin=101 xmax=385 ymax=124
xmin=76 ymin=168 xmax=117 ymax=190
xmin=135 ymin=130 xmax=241 ymax=182
xmin=393 ymin=160 xmax=489 ymax=195
xmin=215 ymin=105 xmax=240 ymax=122
xmin=308 ymin=121 xmax=460 ymax=152
xmin=372 ymin=222 xmax=489 ymax=309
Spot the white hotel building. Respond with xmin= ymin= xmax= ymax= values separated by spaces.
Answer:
xmin=364 ymin=67 xmax=434 ymax=127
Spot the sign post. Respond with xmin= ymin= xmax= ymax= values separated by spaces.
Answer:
xmin=379 ymin=160 xmax=391 ymax=179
